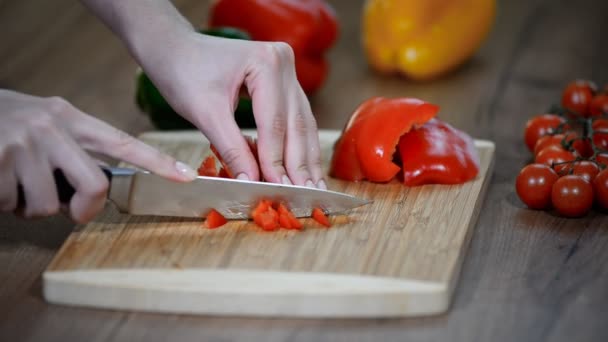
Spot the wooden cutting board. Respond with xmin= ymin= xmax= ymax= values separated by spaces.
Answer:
xmin=43 ymin=130 xmax=495 ymax=318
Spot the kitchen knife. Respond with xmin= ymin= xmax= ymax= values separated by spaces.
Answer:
xmin=17 ymin=167 xmax=371 ymax=219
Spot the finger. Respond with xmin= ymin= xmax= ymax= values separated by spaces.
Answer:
xmin=247 ymin=45 xmax=290 ymax=184
xmin=284 ymin=108 xmax=313 ymax=187
xmin=46 ymin=130 xmax=109 ymax=224
xmin=305 ymin=112 xmax=326 ymax=190
xmin=69 ymin=111 xmax=196 ymax=182
xmin=194 ymin=103 xmax=260 ymax=181
xmin=0 ymin=151 xmax=18 ymax=212
xmin=13 ymin=142 xmax=60 ymax=218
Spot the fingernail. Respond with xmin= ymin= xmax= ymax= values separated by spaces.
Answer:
xmin=282 ymin=175 xmax=293 ymax=185
xmin=236 ymin=173 xmax=250 ymax=181
xmin=305 ymin=179 xmax=315 ymax=188
xmin=317 ymin=179 xmax=327 ymax=190
xmin=175 ymin=161 xmax=197 ymax=180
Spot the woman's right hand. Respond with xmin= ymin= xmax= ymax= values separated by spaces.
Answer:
xmin=0 ymin=89 xmax=197 ymax=223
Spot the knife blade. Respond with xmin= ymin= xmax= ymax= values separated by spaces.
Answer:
xmin=17 ymin=167 xmax=372 ymax=219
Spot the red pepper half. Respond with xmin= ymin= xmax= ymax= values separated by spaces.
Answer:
xmin=209 ymin=0 xmax=338 ymax=94
xmin=398 ymin=119 xmax=480 ymax=186
xmin=330 ymin=97 xmax=439 ymax=182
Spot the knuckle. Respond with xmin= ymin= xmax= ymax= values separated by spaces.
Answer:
xmin=273 ymin=42 xmax=295 ymax=63
xmin=257 ymin=42 xmax=294 ymax=69
xmin=26 ymin=112 xmax=58 ymax=135
xmin=6 ymin=130 xmax=33 ymax=153
xmin=218 ymin=147 xmax=243 ymax=168
xmin=271 ymin=116 xmax=287 ymax=136
xmin=110 ymin=130 xmax=137 ymax=157
xmin=82 ymin=174 xmax=110 ymax=199
xmin=45 ymin=96 xmax=71 ymax=116
xmin=292 ymin=112 xmax=309 ymax=136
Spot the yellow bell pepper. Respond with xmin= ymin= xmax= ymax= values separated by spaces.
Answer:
xmin=362 ymin=0 xmax=496 ymax=80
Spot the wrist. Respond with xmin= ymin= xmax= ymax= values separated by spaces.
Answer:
xmin=80 ymin=0 xmax=195 ymax=67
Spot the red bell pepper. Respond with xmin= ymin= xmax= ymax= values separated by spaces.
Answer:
xmin=311 ymin=207 xmax=331 ymax=227
xmin=398 ymin=119 xmax=480 ymax=186
xmin=209 ymin=0 xmax=339 ymax=94
xmin=330 ymin=97 xmax=439 ymax=182
xmin=205 ymin=209 xmax=228 ymax=229
xmin=197 ymin=155 xmax=218 ymax=177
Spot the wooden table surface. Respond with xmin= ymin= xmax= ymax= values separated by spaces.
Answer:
xmin=1 ymin=0 xmax=607 ymax=341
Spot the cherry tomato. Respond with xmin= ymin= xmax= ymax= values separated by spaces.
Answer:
xmin=571 ymin=161 xmax=600 ymax=182
xmin=589 ymin=94 xmax=608 ymax=116
xmin=534 ymin=134 xmax=565 ymax=156
xmin=572 ymin=138 xmax=594 ymax=158
xmin=593 ymin=169 xmax=608 ymax=209
xmin=551 ymin=175 xmax=594 ymax=217
xmin=524 ymin=114 xmax=565 ymax=151
xmin=561 ymin=80 xmax=597 ymax=117
xmin=535 ymin=145 xmax=576 ymax=173
xmin=516 ymin=164 xmax=559 ymax=209
xmin=593 ymin=119 xmax=608 ymax=151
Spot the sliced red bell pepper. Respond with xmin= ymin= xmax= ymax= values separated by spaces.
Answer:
xmin=209 ymin=0 xmax=338 ymax=94
xmin=398 ymin=119 xmax=480 ymax=186
xmin=205 ymin=209 xmax=228 ymax=229
xmin=277 ymin=203 xmax=303 ymax=230
xmin=311 ymin=207 xmax=331 ymax=227
xmin=254 ymin=206 xmax=280 ymax=231
xmin=197 ymin=155 xmax=218 ymax=177
xmin=330 ymin=97 xmax=439 ymax=182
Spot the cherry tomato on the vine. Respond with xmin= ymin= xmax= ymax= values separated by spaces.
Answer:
xmin=524 ymin=114 xmax=565 ymax=151
xmin=590 ymin=94 xmax=608 ymax=117
xmin=561 ymin=80 xmax=597 ymax=117
xmin=594 ymin=169 xmax=608 ymax=210
xmin=534 ymin=134 xmax=565 ymax=156
xmin=593 ymin=119 xmax=608 ymax=151
xmin=516 ymin=164 xmax=559 ymax=209
xmin=571 ymin=161 xmax=600 ymax=182
xmin=572 ymin=138 xmax=594 ymax=158
xmin=551 ymin=175 xmax=594 ymax=217
xmin=535 ymin=145 xmax=576 ymax=173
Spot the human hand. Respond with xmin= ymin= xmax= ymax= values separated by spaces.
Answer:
xmin=137 ymin=33 xmax=326 ymax=189
xmin=0 ymin=90 xmax=197 ymax=223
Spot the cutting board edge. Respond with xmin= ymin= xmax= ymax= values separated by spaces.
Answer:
xmin=444 ymin=143 xmax=496 ymax=298
xmin=42 ymin=268 xmax=450 ymax=318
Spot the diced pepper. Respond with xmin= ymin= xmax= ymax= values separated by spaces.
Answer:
xmin=197 ymin=155 xmax=218 ymax=177
xmin=205 ymin=209 xmax=228 ymax=229
xmin=311 ymin=207 xmax=331 ymax=227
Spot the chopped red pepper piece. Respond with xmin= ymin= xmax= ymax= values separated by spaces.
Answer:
xmin=311 ymin=207 xmax=331 ymax=227
xmin=330 ymin=97 xmax=439 ymax=182
xmin=277 ymin=203 xmax=303 ymax=230
xmin=398 ymin=119 xmax=480 ymax=186
xmin=254 ymin=206 xmax=280 ymax=231
xmin=197 ymin=155 xmax=218 ymax=177
xmin=205 ymin=209 xmax=227 ymax=229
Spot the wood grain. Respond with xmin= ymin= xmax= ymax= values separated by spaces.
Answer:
xmin=2 ymin=0 xmax=608 ymax=340
xmin=42 ymin=131 xmax=494 ymax=317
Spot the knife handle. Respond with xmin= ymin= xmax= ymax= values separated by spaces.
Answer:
xmin=16 ymin=167 xmax=113 ymax=209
